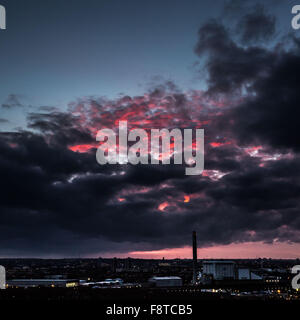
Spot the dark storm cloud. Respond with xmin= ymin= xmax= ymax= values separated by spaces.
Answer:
xmin=194 ymin=20 xmax=275 ymax=94
xmin=195 ymin=10 xmax=300 ymax=152
xmin=27 ymin=112 xmax=94 ymax=147
xmin=236 ymin=4 xmax=276 ymax=44
xmin=228 ymin=48 xmax=300 ymax=151
xmin=1 ymin=122 xmax=300 ymax=257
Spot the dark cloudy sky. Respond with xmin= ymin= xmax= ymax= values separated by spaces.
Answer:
xmin=0 ymin=0 xmax=300 ymax=258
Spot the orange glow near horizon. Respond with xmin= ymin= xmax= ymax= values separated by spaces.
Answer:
xmin=100 ymin=242 xmax=300 ymax=259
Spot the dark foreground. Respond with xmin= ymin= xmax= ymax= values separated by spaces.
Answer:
xmin=0 ymin=286 xmax=298 ymax=301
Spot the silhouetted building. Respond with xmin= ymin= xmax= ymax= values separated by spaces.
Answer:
xmin=112 ymin=258 xmax=117 ymax=273
xmin=7 ymin=279 xmax=78 ymax=288
xmin=125 ymin=258 xmax=131 ymax=271
xmin=149 ymin=276 xmax=182 ymax=287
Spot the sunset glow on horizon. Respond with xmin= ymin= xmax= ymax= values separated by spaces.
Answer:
xmin=99 ymin=242 xmax=300 ymax=260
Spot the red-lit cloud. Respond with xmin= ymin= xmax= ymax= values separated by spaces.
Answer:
xmin=158 ymin=201 xmax=169 ymax=212
xmin=184 ymin=195 xmax=190 ymax=203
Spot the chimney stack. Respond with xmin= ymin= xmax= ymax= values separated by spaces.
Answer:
xmin=192 ymin=231 xmax=197 ymax=284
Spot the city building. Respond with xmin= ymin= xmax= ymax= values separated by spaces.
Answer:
xmin=7 ymin=279 xmax=79 ymax=288
xmin=202 ymin=261 xmax=235 ymax=280
xmin=237 ymin=268 xmax=262 ymax=280
xmin=148 ymin=276 xmax=182 ymax=287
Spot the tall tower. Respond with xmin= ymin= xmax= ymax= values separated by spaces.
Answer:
xmin=112 ymin=257 xmax=117 ymax=273
xmin=192 ymin=231 xmax=197 ymax=284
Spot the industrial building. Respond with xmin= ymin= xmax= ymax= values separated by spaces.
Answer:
xmin=148 ymin=276 xmax=182 ymax=287
xmin=6 ymin=279 xmax=79 ymax=288
xmin=203 ymin=261 xmax=235 ymax=280
xmin=237 ymin=268 xmax=262 ymax=280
